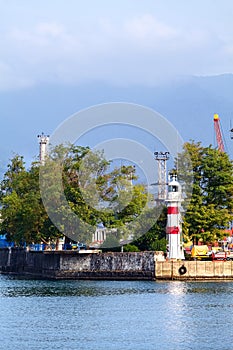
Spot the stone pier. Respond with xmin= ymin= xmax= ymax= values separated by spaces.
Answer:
xmin=156 ymin=260 xmax=233 ymax=280
xmin=1 ymin=248 xmax=233 ymax=280
xmin=0 ymin=248 xmax=155 ymax=280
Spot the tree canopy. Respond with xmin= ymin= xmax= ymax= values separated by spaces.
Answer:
xmin=177 ymin=141 xmax=233 ymax=244
xmin=0 ymin=145 xmax=149 ymax=246
xmin=0 ymin=155 xmax=61 ymax=245
xmin=1 ymin=141 xmax=232 ymax=250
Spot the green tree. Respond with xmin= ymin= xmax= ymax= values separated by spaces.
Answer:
xmin=132 ymin=206 xmax=167 ymax=251
xmin=101 ymin=234 xmax=119 ymax=249
xmin=60 ymin=146 xmax=149 ymax=243
xmin=177 ymin=141 xmax=233 ymax=243
xmin=0 ymin=156 xmax=58 ymax=245
xmin=0 ymin=145 xmax=150 ymax=246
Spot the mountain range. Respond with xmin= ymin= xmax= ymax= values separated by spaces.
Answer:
xmin=0 ymin=73 xmax=233 ymax=176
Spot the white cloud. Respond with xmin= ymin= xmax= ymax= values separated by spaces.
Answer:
xmin=0 ymin=13 xmax=232 ymax=90
xmin=36 ymin=22 xmax=65 ymax=37
xmin=125 ymin=14 xmax=177 ymax=42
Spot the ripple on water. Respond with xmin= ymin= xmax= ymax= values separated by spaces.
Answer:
xmin=0 ymin=276 xmax=233 ymax=350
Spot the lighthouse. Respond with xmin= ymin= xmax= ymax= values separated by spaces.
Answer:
xmin=166 ymin=175 xmax=184 ymax=260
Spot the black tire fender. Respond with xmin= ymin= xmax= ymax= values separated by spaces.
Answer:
xmin=178 ymin=265 xmax=187 ymax=275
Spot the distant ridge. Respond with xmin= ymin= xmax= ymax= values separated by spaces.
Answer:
xmin=0 ymin=73 xmax=233 ymax=173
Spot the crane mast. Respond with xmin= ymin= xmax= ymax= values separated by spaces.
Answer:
xmin=213 ymin=114 xmax=225 ymax=152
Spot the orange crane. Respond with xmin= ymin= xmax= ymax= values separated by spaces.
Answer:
xmin=213 ymin=114 xmax=225 ymax=152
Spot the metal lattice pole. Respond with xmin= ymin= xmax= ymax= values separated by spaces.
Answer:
xmin=154 ymin=151 xmax=170 ymax=201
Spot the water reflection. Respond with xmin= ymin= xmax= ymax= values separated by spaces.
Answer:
xmin=2 ymin=275 xmax=233 ymax=298
xmin=1 ymin=275 xmax=233 ymax=350
xmin=160 ymin=282 xmax=189 ymax=336
xmin=0 ymin=277 xmax=158 ymax=298
xmin=166 ymin=281 xmax=188 ymax=295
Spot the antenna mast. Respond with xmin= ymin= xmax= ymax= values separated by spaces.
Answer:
xmin=154 ymin=151 xmax=170 ymax=201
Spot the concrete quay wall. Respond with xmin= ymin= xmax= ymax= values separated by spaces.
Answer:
xmin=0 ymin=248 xmax=155 ymax=280
xmin=1 ymin=248 xmax=233 ymax=280
xmin=156 ymin=260 xmax=233 ymax=280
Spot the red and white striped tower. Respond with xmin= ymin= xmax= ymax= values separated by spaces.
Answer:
xmin=166 ymin=175 xmax=184 ymax=260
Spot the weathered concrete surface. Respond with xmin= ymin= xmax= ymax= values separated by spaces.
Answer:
xmin=59 ymin=251 xmax=155 ymax=279
xmin=156 ymin=260 xmax=233 ymax=280
xmin=0 ymin=248 xmax=155 ymax=280
xmin=2 ymin=248 xmax=233 ymax=280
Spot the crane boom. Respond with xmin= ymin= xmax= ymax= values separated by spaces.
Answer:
xmin=214 ymin=114 xmax=225 ymax=152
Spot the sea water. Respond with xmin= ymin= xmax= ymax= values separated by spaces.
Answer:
xmin=0 ymin=275 xmax=232 ymax=350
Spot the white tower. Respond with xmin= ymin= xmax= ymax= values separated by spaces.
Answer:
xmin=166 ymin=175 xmax=184 ymax=260
xmin=38 ymin=133 xmax=49 ymax=165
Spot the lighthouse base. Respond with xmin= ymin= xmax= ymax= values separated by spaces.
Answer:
xmin=167 ymin=233 xmax=185 ymax=260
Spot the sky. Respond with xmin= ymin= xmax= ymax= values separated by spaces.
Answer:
xmin=1 ymin=0 xmax=233 ymax=90
xmin=0 ymin=0 xmax=233 ymax=177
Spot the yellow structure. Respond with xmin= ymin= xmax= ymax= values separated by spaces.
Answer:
xmin=191 ymin=245 xmax=209 ymax=259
